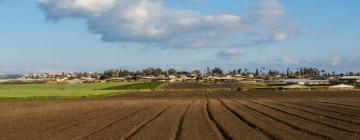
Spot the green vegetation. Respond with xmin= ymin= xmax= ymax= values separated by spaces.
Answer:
xmin=102 ymin=81 xmax=163 ymax=90
xmin=0 ymin=82 xmax=161 ymax=99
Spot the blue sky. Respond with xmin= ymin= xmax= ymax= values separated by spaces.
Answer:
xmin=0 ymin=0 xmax=359 ymax=74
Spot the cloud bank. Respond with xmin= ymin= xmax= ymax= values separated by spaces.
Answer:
xmin=37 ymin=0 xmax=298 ymax=50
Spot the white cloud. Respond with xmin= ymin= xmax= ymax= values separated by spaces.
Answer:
xmin=217 ymin=48 xmax=246 ymax=60
xmin=37 ymin=0 xmax=116 ymax=17
xmin=247 ymin=0 xmax=284 ymax=24
xmin=272 ymin=32 xmax=287 ymax=41
xmin=37 ymin=0 xmax=297 ymax=49
xmin=282 ymin=56 xmax=298 ymax=65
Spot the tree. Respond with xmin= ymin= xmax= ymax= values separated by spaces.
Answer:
xmin=206 ymin=67 xmax=211 ymax=75
xmin=192 ymin=70 xmax=203 ymax=80
xmin=349 ymin=72 xmax=354 ymax=76
xmin=120 ymin=69 xmax=130 ymax=77
xmin=142 ymin=68 xmax=155 ymax=76
xmin=168 ymin=68 xmax=177 ymax=75
xmin=192 ymin=70 xmax=202 ymax=76
xmin=320 ymin=70 xmax=326 ymax=76
xmin=286 ymin=67 xmax=290 ymax=77
xmin=154 ymin=68 xmax=164 ymax=76
xmin=255 ymin=68 xmax=259 ymax=76
xmin=212 ymin=67 xmax=223 ymax=76
xmin=237 ymin=69 xmax=242 ymax=74
xmin=177 ymin=71 xmax=190 ymax=76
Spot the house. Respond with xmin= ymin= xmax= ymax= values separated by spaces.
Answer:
xmin=339 ymin=76 xmax=360 ymax=85
xmin=281 ymin=79 xmax=329 ymax=85
xmin=247 ymin=74 xmax=254 ymax=79
xmin=232 ymin=74 xmax=246 ymax=81
xmin=329 ymin=84 xmax=355 ymax=90
xmin=175 ymin=75 xmax=192 ymax=82
xmin=168 ymin=75 xmax=176 ymax=82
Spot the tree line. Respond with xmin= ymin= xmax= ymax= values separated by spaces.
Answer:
xmin=100 ymin=67 xmax=360 ymax=79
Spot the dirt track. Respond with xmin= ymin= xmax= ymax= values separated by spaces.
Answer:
xmin=1 ymin=88 xmax=360 ymax=140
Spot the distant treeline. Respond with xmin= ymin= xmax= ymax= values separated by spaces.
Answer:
xmin=100 ymin=67 xmax=360 ymax=79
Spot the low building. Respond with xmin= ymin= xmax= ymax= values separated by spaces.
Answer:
xmin=168 ymin=75 xmax=176 ymax=82
xmin=281 ymin=79 xmax=329 ymax=85
xmin=339 ymin=76 xmax=360 ymax=85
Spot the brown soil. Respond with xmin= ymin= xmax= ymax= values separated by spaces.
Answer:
xmin=163 ymin=82 xmax=236 ymax=89
xmin=1 ymin=85 xmax=360 ymax=140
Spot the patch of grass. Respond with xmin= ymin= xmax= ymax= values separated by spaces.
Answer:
xmin=102 ymin=81 xmax=163 ymax=90
xmin=0 ymin=82 xmax=137 ymax=100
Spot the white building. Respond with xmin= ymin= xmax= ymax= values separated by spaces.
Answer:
xmin=281 ymin=79 xmax=329 ymax=85
xmin=339 ymin=76 xmax=360 ymax=84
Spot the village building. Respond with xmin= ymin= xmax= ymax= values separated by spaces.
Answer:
xmin=281 ymin=79 xmax=329 ymax=86
xmin=339 ymin=76 xmax=360 ymax=85
xmin=168 ymin=75 xmax=176 ymax=82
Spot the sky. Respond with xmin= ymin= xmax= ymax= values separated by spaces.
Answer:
xmin=0 ymin=0 xmax=359 ymax=74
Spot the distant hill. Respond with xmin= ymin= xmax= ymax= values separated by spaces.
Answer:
xmin=0 ymin=74 xmax=23 ymax=79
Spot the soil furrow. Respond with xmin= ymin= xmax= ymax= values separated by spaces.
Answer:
xmin=237 ymin=99 xmax=359 ymax=140
xmin=206 ymin=98 xmax=232 ymax=140
xmin=58 ymin=108 xmax=125 ymax=132
xmin=251 ymin=100 xmax=360 ymax=134
xmin=279 ymin=100 xmax=360 ymax=118
xmin=232 ymin=99 xmax=334 ymax=140
xmin=295 ymin=100 xmax=360 ymax=117
xmin=78 ymin=105 xmax=150 ymax=139
xmin=266 ymin=100 xmax=360 ymax=126
xmin=175 ymin=101 xmax=194 ymax=140
xmin=218 ymin=99 xmax=283 ymax=140
xmin=209 ymin=99 xmax=270 ymax=140
xmin=123 ymin=103 xmax=175 ymax=140
xmin=312 ymin=100 xmax=360 ymax=110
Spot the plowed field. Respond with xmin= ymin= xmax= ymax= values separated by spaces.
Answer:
xmin=1 ymin=86 xmax=360 ymax=140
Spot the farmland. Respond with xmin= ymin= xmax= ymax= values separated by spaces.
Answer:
xmin=1 ymin=82 xmax=360 ymax=140
xmin=0 ymin=82 xmax=160 ymax=99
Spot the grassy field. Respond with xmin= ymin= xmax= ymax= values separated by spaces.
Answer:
xmin=0 ymin=82 xmax=162 ymax=99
